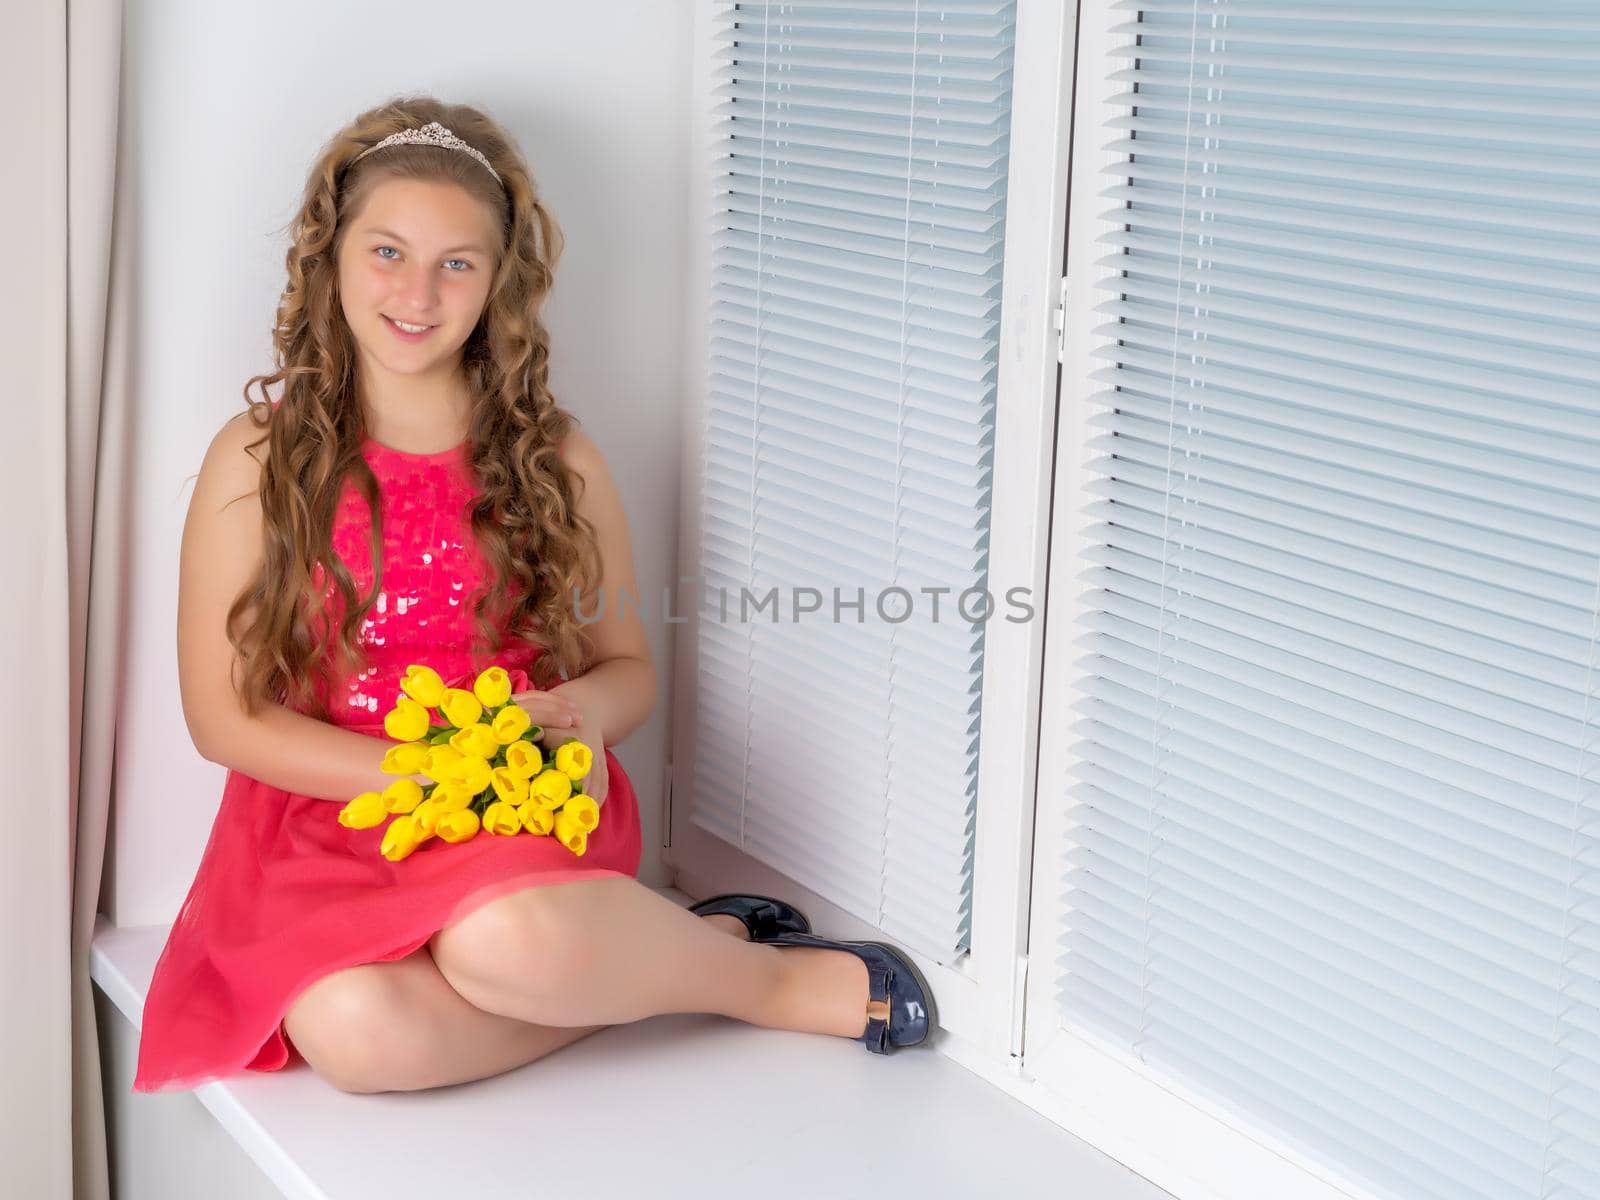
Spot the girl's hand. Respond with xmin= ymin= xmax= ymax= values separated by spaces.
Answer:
xmin=538 ymin=700 xmax=609 ymax=809
xmin=509 ymin=687 xmax=584 ymax=737
xmin=508 ymin=688 xmax=608 ymax=808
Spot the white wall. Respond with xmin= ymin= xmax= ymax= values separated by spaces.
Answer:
xmin=107 ymin=0 xmax=691 ymax=927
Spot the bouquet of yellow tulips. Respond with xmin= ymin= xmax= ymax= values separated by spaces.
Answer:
xmin=337 ymin=663 xmax=600 ymax=863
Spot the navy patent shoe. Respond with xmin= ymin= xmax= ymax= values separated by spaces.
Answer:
xmin=759 ymin=930 xmax=936 ymax=1054
xmin=687 ymin=893 xmax=812 ymax=941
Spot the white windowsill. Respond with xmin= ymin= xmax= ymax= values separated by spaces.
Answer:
xmin=92 ymin=891 xmax=1174 ymax=1200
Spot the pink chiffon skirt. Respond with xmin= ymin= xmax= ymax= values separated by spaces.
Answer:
xmin=131 ymin=729 xmax=642 ymax=1094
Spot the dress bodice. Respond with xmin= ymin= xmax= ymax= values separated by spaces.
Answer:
xmin=314 ymin=434 xmax=543 ymax=726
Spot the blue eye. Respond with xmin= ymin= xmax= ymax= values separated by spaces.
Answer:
xmin=375 ymin=246 xmax=469 ymax=271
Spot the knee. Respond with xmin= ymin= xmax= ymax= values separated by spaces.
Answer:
xmin=429 ymin=892 xmax=592 ymax=1013
xmin=285 ymin=970 xmax=437 ymax=1094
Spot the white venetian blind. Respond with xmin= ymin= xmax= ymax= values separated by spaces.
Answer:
xmin=1063 ymin=2 xmax=1600 ymax=1199
xmin=690 ymin=0 xmax=1016 ymax=959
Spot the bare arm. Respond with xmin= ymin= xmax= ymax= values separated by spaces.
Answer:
xmin=178 ymin=413 xmax=419 ymax=803
xmin=542 ymin=429 xmax=658 ymax=749
xmin=202 ymin=702 xmax=417 ymax=805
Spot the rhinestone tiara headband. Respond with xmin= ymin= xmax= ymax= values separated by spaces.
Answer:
xmin=350 ymin=121 xmax=503 ymax=186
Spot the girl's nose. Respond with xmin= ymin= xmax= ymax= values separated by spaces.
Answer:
xmin=399 ymin=266 xmax=440 ymax=311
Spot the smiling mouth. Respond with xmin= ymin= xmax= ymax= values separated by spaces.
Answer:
xmin=384 ymin=316 xmax=437 ymax=334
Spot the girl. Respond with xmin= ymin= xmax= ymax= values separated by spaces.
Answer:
xmin=133 ymin=96 xmax=934 ymax=1096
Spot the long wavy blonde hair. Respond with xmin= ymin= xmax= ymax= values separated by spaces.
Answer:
xmin=227 ymin=95 xmax=601 ymax=720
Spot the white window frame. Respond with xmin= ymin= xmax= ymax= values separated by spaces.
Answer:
xmin=669 ymin=4 xmax=1592 ymax=1195
xmin=1021 ymin=4 xmax=1443 ymax=1198
xmin=668 ymin=0 xmax=1075 ymax=1069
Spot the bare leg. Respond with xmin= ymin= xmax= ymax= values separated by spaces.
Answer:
xmin=283 ymin=946 xmax=609 ymax=1093
xmin=282 ymin=910 xmax=755 ymax=1093
xmin=429 ymin=877 xmax=874 ymax=1039
xmin=700 ymin=912 xmax=751 ymax=940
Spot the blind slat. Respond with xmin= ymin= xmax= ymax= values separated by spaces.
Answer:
xmin=1063 ymin=7 xmax=1600 ymax=1199
xmin=692 ymin=1 xmax=1016 ymax=961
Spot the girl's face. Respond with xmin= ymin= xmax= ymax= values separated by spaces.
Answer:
xmin=336 ymin=176 xmax=501 ymax=388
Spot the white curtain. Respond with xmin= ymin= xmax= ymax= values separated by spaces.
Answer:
xmin=3 ymin=0 xmax=128 ymax=1195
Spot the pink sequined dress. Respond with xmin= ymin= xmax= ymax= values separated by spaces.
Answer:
xmin=132 ymin=433 xmax=643 ymax=1093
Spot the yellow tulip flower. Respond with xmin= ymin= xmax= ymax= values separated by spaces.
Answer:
xmin=338 ymin=791 xmax=388 ymax=829
xmin=448 ymin=722 xmax=500 ymax=760
xmin=436 ymin=808 xmax=481 ymax=843
xmin=530 ymin=768 xmax=573 ymax=809
xmin=398 ymin=664 xmax=446 ymax=709
xmin=553 ymin=808 xmax=588 ymax=856
xmin=473 ymin=666 xmax=512 ymax=709
xmin=380 ymin=814 xmax=427 ymax=862
xmin=412 ymin=797 xmax=440 ymax=836
xmin=491 ymin=704 xmax=532 ymax=744
xmin=517 ymin=800 xmax=556 ymax=836
xmin=380 ymin=741 xmax=431 ymax=776
xmin=554 ymin=739 xmax=594 ymax=782
xmin=562 ymin=793 xmax=601 ymax=834
xmin=453 ymin=754 xmax=493 ymax=796
xmin=482 ymin=801 xmax=523 ymax=836
xmin=438 ymin=687 xmax=483 ymax=729
xmin=490 ymin=767 xmax=531 ymax=806
xmin=381 ymin=778 xmax=425 ymax=814
xmin=469 ymin=722 xmax=503 ymax=758
xmin=422 ymin=745 xmax=463 ymax=784
xmin=383 ymin=696 xmax=431 ymax=743
xmin=505 ymin=739 xmax=543 ymax=780
xmin=429 ymin=781 xmax=475 ymax=813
